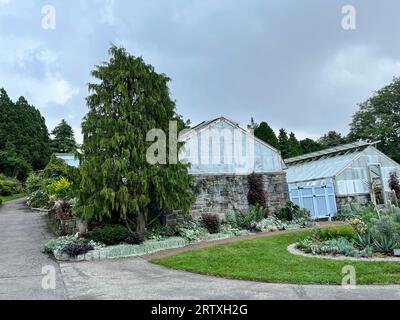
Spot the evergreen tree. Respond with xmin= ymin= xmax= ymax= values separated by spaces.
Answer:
xmin=287 ymin=132 xmax=302 ymax=158
xmin=299 ymin=138 xmax=323 ymax=154
xmin=254 ymin=121 xmax=279 ymax=149
xmin=0 ymin=89 xmax=50 ymax=171
xmin=318 ymin=131 xmax=347 ymax=148
xmin=278 ymin=128 xmax=290 ymax=159
xmin=51 ymin=119 xmax=77 ymax=153
xmin=78 ymin=46 xmax=194 ymax=233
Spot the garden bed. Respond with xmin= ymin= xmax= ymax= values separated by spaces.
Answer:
xmin=53 ymin=232 xmax=250 ymax=262
xmin=288 ymin=243 xmax=400 ymax=262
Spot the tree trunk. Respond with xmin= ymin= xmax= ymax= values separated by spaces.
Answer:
xmin=136 ymin=212 xmax=147 ymax=234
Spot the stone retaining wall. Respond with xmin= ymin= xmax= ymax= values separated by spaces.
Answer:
xmin=190 ymin=172 xmax=289 ymax=220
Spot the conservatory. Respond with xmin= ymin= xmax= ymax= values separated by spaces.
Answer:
xmin=285 ymin=141 xmax=400 ymax=220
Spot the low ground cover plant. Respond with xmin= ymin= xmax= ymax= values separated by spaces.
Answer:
xmin=42 ymin=235 xmax=103 ymax=256
xmin=297 ymin=204 xmax=400 ymax=257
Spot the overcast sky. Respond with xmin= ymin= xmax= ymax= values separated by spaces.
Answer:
xmin=1 ymin=0 xmax=400 ymax=143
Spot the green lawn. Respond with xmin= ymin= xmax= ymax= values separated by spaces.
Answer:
xmin=152 ymin=227 xmax=400 ymax=285
xmin=0 ymin=193 xmax=27 ymax=203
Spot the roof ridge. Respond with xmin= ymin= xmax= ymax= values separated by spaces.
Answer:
xmin=285 ymin=140 xmax=377 ymax=165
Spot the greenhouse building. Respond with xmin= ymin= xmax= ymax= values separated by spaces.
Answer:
xmin=285 ymin=141 xmax=400 ymax=220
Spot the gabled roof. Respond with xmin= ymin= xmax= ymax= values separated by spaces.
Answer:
xmin=285 ymin=141 xmax=378 ymax=165
xmin=180 ymin=116 xmax=281 ymax=154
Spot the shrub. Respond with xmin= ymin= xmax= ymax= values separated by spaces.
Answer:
xmin=63 ymin=242 xmax=94 ymax=256
xmin=311 ymin=226 xmax=355 ymax=241
xmin=126 ymin=232 xmax=145 ymax=245
xmin=0 ymin=198 xmax=3 ymax=205
xmin=247 ymin=173 xmax=266 ymax=208
xmin=27 ymin=189 xmax=50 ymax=208
xmin=201 ymin=213 xmax=220 ymax=234
xmin=276 ymin=201 xmax=309 ymax=222
xmin=46 ymin=177 xmax=72 ymax=199
xmin=370 ymin=216 xmax=400 ymax=241
xmin=43 ymin=155 xmax=70 ymax=179
xmin=225 ymin=206 xmax=267 ymax=231
xmin=0 ymin=151 xmax=31 ymax=181
xmin=0 ymin=175 xmax=22 ymax=196
xmin=175 ymin=221 xmax=209 ymax=242
xmin=85 ymin=224 xmax=129 ymax=246
xmin=334 ymin=202 xmax=375 ymax=221
xmin=26 ymin=172 xmax=45 ymax=194
xmin=42 ymin=236 xmax=103 ymax=256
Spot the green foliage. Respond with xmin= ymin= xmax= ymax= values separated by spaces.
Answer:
xmin=0 ymin=89 xmax=51 ymax=170
xmin=77 ymin=46 xmax=194 ymax=233
xmin=85 ymin=224 xmax=129 ymax=246
xmin=247 ymin=173 xmax=266 ymax=208
xmin=318 ymin=131 xmax=347 ymax=148
xmin=46 ymin=177 xmax=72 ymax=200
xmin=349 ymin=77 xmax=400 ymax=163
xmin=225 ymin=206 xmax=267 ymax=230
xmin=201 ymin=213 xmax=220 ymax=234
xmin=0 ymin=175 xmax=23 ymax=196
xmin=299 ymin=138 xmax=323 ymax=154
xmin=372 ymin=234 xmax=398 ymax=254
xmin=174 ymin=221 xmax=209 ymax=242
xmin=334 ymin=202 xmax=375 ymax=222
xmin=369 ymin=216 xmax=400 ymax=241
xmin=0 ymin=151 xmax=32 ymax=181
xmin=287 ymin=132 xmax=302 ymax=157
xmin=43 ymin=155 xmax=70 ymax=179
xmin=27 ymin=190 xmax=50 ymax=208
xmin=278 ymin=129 xmax=290 ymax=159
xmin=42 ymin=235 xmax=102 ymax=256
xmin=0 ymin=198 xmax=2 ymax=205
xmin=253 ymin=121 xmax=279 ymax=149
xmin=354 ymin=231 xmax=373 ymax=249
xmin=51 ymin=119 xmax=77 ymax=153
xmin=26 ymin=172 xmax=44 ymax=194
xmin=251 ymin=216 xmax=287 ymax=232
xmin=276 ymin=201 xmax=310 ymax=222
xmin=311 ymin=225 xmax=355 ymax=241
xmin=298 ymin=237 xmax=373 ymax=257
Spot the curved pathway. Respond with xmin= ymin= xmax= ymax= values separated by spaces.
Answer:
xmin=0 ymin=198 xmax=66 ymax=300
xmin=1 ymin=198 xmax=400 ymax=300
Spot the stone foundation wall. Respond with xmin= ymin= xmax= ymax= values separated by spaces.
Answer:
xmin=190 ymin=172 xmax=289 ymax=220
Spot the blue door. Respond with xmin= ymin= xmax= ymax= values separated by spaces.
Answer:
xmin=289 ymin=183 xmax=337 ymax=219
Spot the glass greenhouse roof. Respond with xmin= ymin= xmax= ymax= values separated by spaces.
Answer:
xmin=286 ymin=151 xmax=363 ymax=184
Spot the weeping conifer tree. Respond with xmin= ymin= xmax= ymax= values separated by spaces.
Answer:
xmin=78 ymin=46 xmax=194 ymax=233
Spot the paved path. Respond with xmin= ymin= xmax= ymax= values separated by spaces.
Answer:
xmin=2 ymin=198 xmax=400 ymax=300
xmin=0 ymin=198 xmax=66 ymax=300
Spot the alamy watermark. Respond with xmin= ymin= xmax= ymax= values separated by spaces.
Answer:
xmin=41 ymin=5 xmax=56 ymax=30
xmin=146 ymin=121 xmax=258 ymax=174
xmin=341 ymin=5 xmax=356 ymax=30
xmin=42 ymin=265 xmax=57 ymax=290
xmin=341 ymin=265 xmax=356 ymax=289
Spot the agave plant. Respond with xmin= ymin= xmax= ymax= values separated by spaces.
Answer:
xmin=354 ymin=231 xmax=373 ymax=249
xmin=373 ymin=234 xmax=398 ymax=254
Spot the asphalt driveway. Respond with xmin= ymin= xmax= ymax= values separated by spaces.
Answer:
xmin=1 ymin=198 xmax=400 ymax=300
